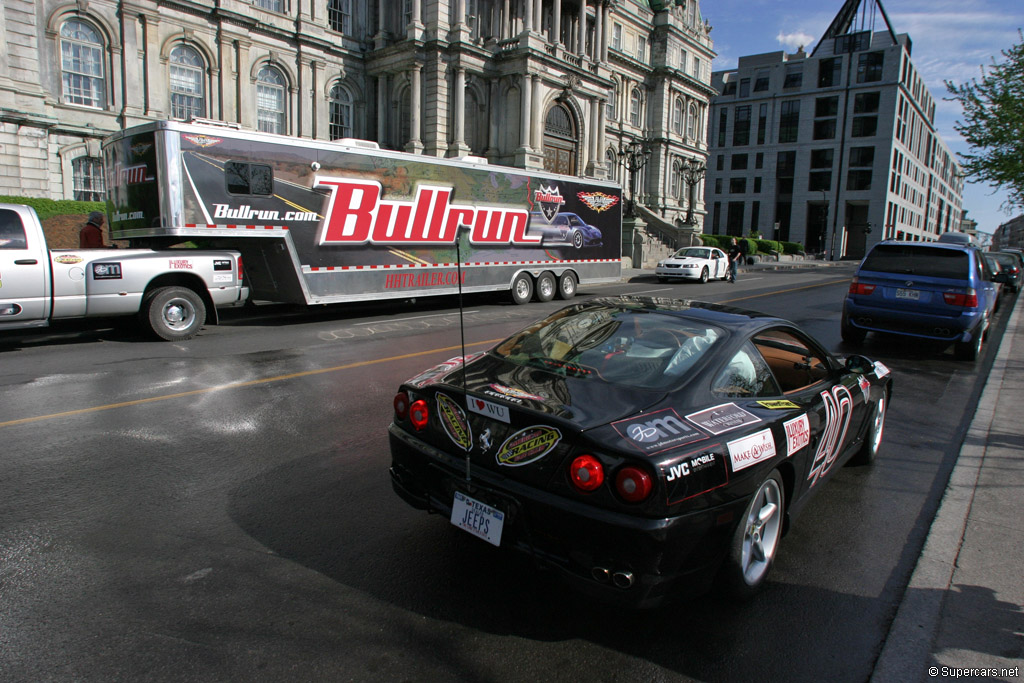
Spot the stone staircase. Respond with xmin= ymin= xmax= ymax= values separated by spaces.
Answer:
xmin=623 ymin=204 xmax=704 ymax=269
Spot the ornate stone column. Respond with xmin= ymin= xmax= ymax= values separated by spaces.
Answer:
xmin=405 ymin=64 xmax=424 ymax=154
xmin=448 ymin=67 xmax=470 ymax=156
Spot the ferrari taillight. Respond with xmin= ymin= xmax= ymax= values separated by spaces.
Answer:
xmin=848 ymin=278 xmax=876 ymax=296
xmin=615 ymin=466 xmax=653 ymax=503
xmin=943 ymin=289 xmax=978 ymax=307
xmin=409 ymin=399 xmax=429 ymax=431
xmin=394 ymin=392 xmax=410 ymax=421
xmin=569 ymin=455 xmax=604 ymax=492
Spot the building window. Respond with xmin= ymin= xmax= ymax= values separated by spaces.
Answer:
xmin=60 ymin=19 xmax=106 ymax=108
xmin=612 ymin=24 xmax=622 ymax=50
xmin=815 ymin=96 xmax=838 ymax=117
xmin=606 ymin=149 xmax=618 ymax=181
xmin=636 ymin=35 xmax=648 ymax=63
xmin=673 ymin=98 xmax=684 ymax=136
xmin=751 ymin=201 xmax=760 ymax=231
xmin=731 ymin=153 xmax=749 ymax=170
xmin=776 ymin=151 xmax=795 ymax=194
xmin=717 ymin=108 xmax=727 ymax=147
xmin=755 ymin=153 xmax=763 ymax=169
xmin=808 ymin=171 xmax=832 ymax=192
xmin=717 ymin=154 xmax=724 ymax=171
xmin=811 ymin=148 xmax=834 ymax=169
xmin=630 ymin=88 xmax=642 ymax=127
xmin=739 ymin=78 xmax=750 ymax=98
xmin=783 ymin=64 xmax=803 ymax=89
xmin=687 ymin=103 xmax=698 ymax=140
xmin=72 ymin=156 xmax=105 ymax=202
xmin=169 ymin=45 xmax=205 ymax=121
xmin=850 ymin=146 xmax=875 ymax=167
xmin=757 ymin=103 xmax=767 ymax=144
xmin=857 ymin=52 xmax=884 ymax=83
xmin=754 ymin=69 xmax=770 ymax=92
xmin=254 ymin=0 xmax=284 ymax=12
xmin=730 ymin=178 xmax=747 ymax=193
xmin=715 ymin=178 xmax=723 ymax=193
xmin=722 ymin=80 xmax=737 ymax=96
xmin=778 ymin=100 xmax=800 ymax=143
xmin=679 ymin=49 xmax=688 ymax=72
xmin=754 ymin=176 xmax=762 ymax=193
xmin=329 ymin=83 xmax=353 ymax=140
xmin=713 ymin=201 xmax=721 ymax=233
xmin=256 ymin=66 xmax=287 ymax=134
xmin=328 ymin=0 xmax=353 ymax=34
xmin=813 ymin=119 xmax=836 ymax=140
xmin=852 ymin=116 xmax=878 ymax=137
xmin=727 ymin=202 xmax=745 ymax=236
xmin=847 ymin=169 xmax=873 ymax=191
xmin=607 ymin=81 xmax=618 ymax=121
xmin=854 ymin=91 xmax=881 ymax=113
xmin=733 ymin=105 xmax=751 ymax=146
xmin=671 ymin=160 xmax=683 ymax=199
xmin=818 ymin=58 xmax=841 ymax=88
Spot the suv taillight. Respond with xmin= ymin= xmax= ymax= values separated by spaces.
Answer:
xmin=944 ymin=289 xmax=978 ymax=307
xmin=849 ymin=278 xmax=876 ymax=296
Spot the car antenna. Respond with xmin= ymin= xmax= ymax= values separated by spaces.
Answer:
xmin=455 ymin=223 xmax=470 ymax=482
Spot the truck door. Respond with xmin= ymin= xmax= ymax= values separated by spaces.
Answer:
xmin=0 ymin=207 xmax=49 ymax=327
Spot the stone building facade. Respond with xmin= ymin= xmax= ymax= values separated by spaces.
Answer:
xmin=0 ymin=0 xmax=715 ymax=234
xmin=703 ymin=0 xmax=963 ymax=260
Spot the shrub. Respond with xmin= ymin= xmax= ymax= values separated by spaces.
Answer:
xmin=0 ymin=195 xmax=105 ymax=221
xmin=781 ymin=241 xmax=805 ymax=255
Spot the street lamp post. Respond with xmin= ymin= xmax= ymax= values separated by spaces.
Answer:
xmin=680 ymin=157 xmax=706 ymax=225
xmin=618 ymin=139 xmax=651 ymax=217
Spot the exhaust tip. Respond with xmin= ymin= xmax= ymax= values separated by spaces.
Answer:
xmin=612 ymin=570 xmax=635 ymax=589
xmin=592 ymin=567 xmax=611 ymax=583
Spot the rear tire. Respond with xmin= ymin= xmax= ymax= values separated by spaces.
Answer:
xmin=143 ymin=286 xmax=206 ymax=341
xmin=954 ymin=318 xmax=987 ymax=360
xmin=535 ymin=271 xmax=556 ymax=302
xmin=720 ymin=470 xmax=785 ymax=600
xmin=556 ymin=271 xmax=578 ymax=300
xmin=511 ymin=272 xmax=533 ymax=305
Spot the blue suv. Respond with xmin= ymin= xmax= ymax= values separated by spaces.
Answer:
xmin=841 ymin=241 xmax=1004 ymax=360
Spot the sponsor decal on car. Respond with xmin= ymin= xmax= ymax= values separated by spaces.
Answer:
xmin=534 ymin=185 xmax=566 ymax=222
xmin=784 ymin=413 xmax=811 ymax=456
xmin=213 ymin=259 xmax=233 ymax=271
xmin=664 ymin=447 xmax=730 ymax=504
xmin=686 ymin=403 xmax=762 ymax=435
xmin=727 ymin=428 xmax=777 ymax=472
xmin=577 ymin=191 xmax=620 ymax=213
xmin=613 ymin=408 xmax=707 ymax=455
xmin=666 ymin=451 xmax=717 ymax=481
xmin=169 ymin=259 xmax=193 ymax=270
xmin=91 ymin=262 xmax=122 ymax=280
xmin=495 ymin=426 xmax=561 ymax=466
xmin=212 ymin=273 xmax=234 ymax=283
xmin=405 ymin=353 xmax=484 ymax=388
xmin=807 ymin=385 xmax=853 ymax=487
xmin=757 ymin=399 xmax=800 ymax=410
xmin=478 ymin=428 xmax=494 ymax=453
xmin=487 ymin=384 xmax=544 ymax=403
xmin=437 ymin=393 xmax=472 ymax=451
xmin=873 ymin=361 xmax=890 ymax=378
xmin=54 ymin=255 xmax=84 ymax=265
xmin=467 ymin=395 xmax=510 ymax=423
xmin=858 ymin=375 xmax=872 ymax=400
xmin=182 ymin=134 xmax=223 ymax=148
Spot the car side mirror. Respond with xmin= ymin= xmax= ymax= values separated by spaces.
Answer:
xmin=844 ymin=354 xmax=874 ymax=374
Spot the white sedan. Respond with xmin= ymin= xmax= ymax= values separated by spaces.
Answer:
xmin=655 ymin=246 xmax=730 ymax=283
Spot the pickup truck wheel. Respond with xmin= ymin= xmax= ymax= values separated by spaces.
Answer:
xmin=144 ymin=286 xmax=206 ymax=341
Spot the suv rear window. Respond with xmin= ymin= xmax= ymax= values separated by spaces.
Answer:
xmin=860 ymin=244 xmax=969 ymax=279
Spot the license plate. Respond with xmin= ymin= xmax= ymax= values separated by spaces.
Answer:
xmin=895 ymin=288 xmax=920 ymax=300
xmin=450 ymin=491 xmax=504 ymax=546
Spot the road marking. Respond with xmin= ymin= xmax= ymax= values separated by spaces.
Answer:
xmin=0 ymin=339 xmax=502 ymax=429
xmin=355 ymin=310 xmax=480 ymax=325
xmin=718 ymin=278 xmax=850 ymax=304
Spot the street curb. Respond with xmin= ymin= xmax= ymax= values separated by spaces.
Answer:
xmin=869 ymin=298 xmax=1021 ymax=683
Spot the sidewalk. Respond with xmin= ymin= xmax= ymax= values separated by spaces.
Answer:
xmin=620 ymin=256 xmax=846 ymax=282
xmin=872 ymin=296 xmax=1024 ymax=682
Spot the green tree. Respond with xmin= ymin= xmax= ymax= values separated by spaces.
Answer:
xmin=946 ymin=32 xmax=1024 ymax=211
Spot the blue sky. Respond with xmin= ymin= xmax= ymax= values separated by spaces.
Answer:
xmin=701 ymin=0 xmax=1024 ymax=235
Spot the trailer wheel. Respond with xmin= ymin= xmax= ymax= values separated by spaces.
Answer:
xmin=557 ymin=271 xmax=578 ymax=300
xmin=535 ymin=272 xmax=557 ymax=302
xmin=143 ymin=286 xmax=206 ymax=341
xmin=511 ymin=273 xmax=534 ymax=305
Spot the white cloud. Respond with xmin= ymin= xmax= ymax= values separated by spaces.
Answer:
xmin=776 ymin=31 xmax=816 ymax=51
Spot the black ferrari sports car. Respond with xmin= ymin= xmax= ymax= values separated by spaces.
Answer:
xmin=389 ymin=296 xmax=892 ymax=607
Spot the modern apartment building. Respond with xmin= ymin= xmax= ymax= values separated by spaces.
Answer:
xmin=0 ymin=0 xmax=715 ymax=234
xmin=993 ymin=216 xmax=1024 ymax=252
xmin=703 ymin=0 xmax=963 ymax=260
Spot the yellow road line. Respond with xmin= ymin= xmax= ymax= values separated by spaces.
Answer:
xmin=717 ymin=277 xmax=851 ymax=304
xmin=0 ymin=339 xmax=502 ymax=429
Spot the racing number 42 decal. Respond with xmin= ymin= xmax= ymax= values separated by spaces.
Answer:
xmin=807 ymin=385 xmax=853 ymax=487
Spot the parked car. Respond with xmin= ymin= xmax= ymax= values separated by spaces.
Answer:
xmin=528 ymin=211 xmax=603 ymax=249
xmin=389 ymin=296 xmax=892 ymax=607
xmin=842 ymin=241 xmax=1006 ymax=360
xmin=655 ymin=246 xmax=730 ymax=283
xmin=937 ymin=231 xmax=978 ymax=246
xmin=995 ymin=251 xmax=1023 ymax=293
xmin=983 ymin=254 xmax=1006 ymax=305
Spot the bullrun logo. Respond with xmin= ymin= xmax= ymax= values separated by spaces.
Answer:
xmin=534 ymin=185 xmax=565 ymax=222
xmin=495 ymin=426 xmax=561 ymax=466
xmin=437 ymin=394 xmax=472 ymax=451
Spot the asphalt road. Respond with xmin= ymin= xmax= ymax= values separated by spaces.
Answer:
xmin=0 ymin=263 xmax=1009 ymax=682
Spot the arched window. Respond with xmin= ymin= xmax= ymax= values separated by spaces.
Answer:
xmin=169 ymin=45 xmax=205 ymax=120
xmin=687 ymin=103 xmax=699 ymax=140
xmin=671 ymin=159 xmax=683 ymax=200
xmin=630 ymin=88 xmax=642 ymax=127
xmin=60 ymin=19 xmax=105 ymax=108
xmin=329 ymin=83 xmax=353 ymax=140
xmin=606 ymin=81 xmax=618 ymax=122
xmin=256 ymin=66 xmax=287 ymax=134
xmin=73 ymin=156 xmax=105 ymax=201
xmin=606 ymin=149 xmax=618 ymax=182
xmin=672 ymin=97 xmax=684 ymax=136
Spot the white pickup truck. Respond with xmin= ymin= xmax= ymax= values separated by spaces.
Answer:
xmin=0 ymin=203 xmax=248 ymax=340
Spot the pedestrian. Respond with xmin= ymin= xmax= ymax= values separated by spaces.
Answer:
xmin=80 ymin=211 xmax=106 ymax=248
xmin=727 ymin=237 xmax=742 ymax=283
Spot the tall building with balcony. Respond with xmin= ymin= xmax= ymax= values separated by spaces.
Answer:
xmin=0 ymin=0 xmax=715 ymax=239
xmin=703 ymin=0 xmax=963 ymax=260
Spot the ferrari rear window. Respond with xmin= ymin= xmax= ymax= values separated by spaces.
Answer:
xmin=493 ymin=304 xmax=722 ymax=390
xmin=860 ymin=244 xmax=969 ymax=279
